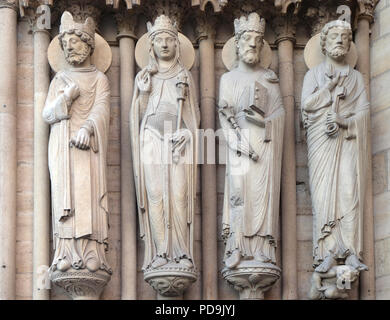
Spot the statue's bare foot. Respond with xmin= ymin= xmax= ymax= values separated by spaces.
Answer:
xmin=346 ymin=254 xmax=368 ymax=271
xmin=179 ymin=258 xmax=193 ymax=269
xmin=315 ymin=255 xmax=336 ymax=273
xmin=225 ymin=250 xmax=241 ymax=269
xmin=254 ymin=252 xmax=271 ymax=263
xmin=151 ymin=257 xmax=168 ymax=269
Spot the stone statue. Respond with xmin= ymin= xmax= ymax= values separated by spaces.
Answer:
xmin=130 ymin=15 xmax=199 ymax=298
xmin=301 ymin=20 xmax=370 ymax=299
xmin=219 ymin=12 xmax=285 ymax=300
xmin=43 ymin=12 xmax=111 ymax=300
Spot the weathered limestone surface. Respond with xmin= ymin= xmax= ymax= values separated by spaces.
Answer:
xmin=6 ymin=0 xmax=390 ymax=300
xmin=371 ymin=0 xmax=390 ymax=300
xmin=16 ymin=19 xmax=34 ymax=300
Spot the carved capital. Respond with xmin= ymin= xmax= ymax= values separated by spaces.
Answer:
xmin=0 ymin=0 xmax=18 ymax=11
xmin=304 ymin=5 xmax=339 ymax=37
xmin=62 ymin=1 xmax=102 ymax=25
xmin=272 ymin=14 xmax=298 ymax=44
xmin=274 ymin=0 xmax=301 ymax=15
xmin=195 ymin=12 xmax=217 ymax=42
xmin=115 ymin=11 xmax=138 ymax=40
xmin=357 ymin=0 xmax=379 ymax=23
xmin=142 ymin=0 xmax=189 ymax=32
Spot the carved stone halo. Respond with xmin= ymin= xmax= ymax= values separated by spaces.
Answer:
xmin=222 ymin=37 xmax=272 ymax=71
xmin=135 ymin=32 xmax=195 ymax=70
xmin=48 ymin=33 xmax=113 ymax=73
xmin=304 ymin=33 xmax=358 ymax=69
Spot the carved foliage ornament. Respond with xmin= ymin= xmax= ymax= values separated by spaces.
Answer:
xmin=0 ymin=0 xmax=18 ymax=11
xmin=357 ymin=0 xmax=380 ymax=22
xmin=194 ymin=11 xmax=217 ymax=41
xmin=142 ymin=0 xmax=188 ymax=31
xmin=272 ymin=14 xmax=298 ymax=43
xmin=114 ymin=10 xmax=138 ymax=38
xmin=51 ymin=270 xmax=110 ymax=300
xmin=66 ymin=1 xmax=102 ymax=24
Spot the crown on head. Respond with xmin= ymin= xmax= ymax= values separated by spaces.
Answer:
xmin=147 ymin=15 xmax=178 ymax=38
xmin=234 ymin=12 xmax=266 ymax=38
xmin=60 ymin=11 xmax=95 ymax=39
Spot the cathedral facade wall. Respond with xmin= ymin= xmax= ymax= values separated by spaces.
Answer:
xmin=3 ymin=0 xmax=389 ymax=300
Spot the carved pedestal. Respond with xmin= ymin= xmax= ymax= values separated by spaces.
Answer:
xmin=144 ymin=263 xmax=197 ymax=299
xmin=308 ymin=265 xmax=360 ymax=300
xmin=51 ymin=269 xmax=111 ymax=300
xmin=222 ymin=261 xmax=281 ymax=300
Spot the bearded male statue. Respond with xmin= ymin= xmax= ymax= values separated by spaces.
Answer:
xmin=43 ymin=12 xmax=111 ymax=299
xmin=301 ymin=20 xmax=370 ymax=299
xmin=219 ymin=12 xmax=285 ymax=299
xmin=130 ymin=15 xmax=199 ymax=297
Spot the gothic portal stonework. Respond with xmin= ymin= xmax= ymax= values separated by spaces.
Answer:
xmin=0 ymin=0 xmax=389 ymax=300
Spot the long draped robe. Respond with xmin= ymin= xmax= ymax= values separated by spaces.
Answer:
xmin=218 ymin=68 xmax=285 ymax=263
xmin=43 ymin=66 xmax=111 ymax=273
xmin=130 ymin=61 xmax=200 ymax=270
xmin=301 ymin=62 xmax=370 ymax=266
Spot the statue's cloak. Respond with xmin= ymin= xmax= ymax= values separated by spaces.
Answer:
xmin=301 ymin=62 xmax=370 ymax=263
xmin=218 ymin=68 xmax=285 ymax=260
xmin=43 ymin=66 xmax=110 ymax=248
xmin=130 ymin=61 xmax=200 ymax=270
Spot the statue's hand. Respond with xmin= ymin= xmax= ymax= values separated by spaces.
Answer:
xmin=171 ymin=129 xmax=191 ymax=163
xmin=326 ymin=111 xmax=347 ymax=129
xmin=325 ymin=73 xmax=340 ymax=92
xmin=71 ymin=127 xmax=90 ymax=150
xmin=172 ymin=129 xmax=191 ymax=151
xmin=137 ymin=68 xmax=152 ymax=93
xmin=64 ymin=83 xmax=80 ymax=105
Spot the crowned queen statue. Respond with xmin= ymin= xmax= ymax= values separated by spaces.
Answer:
xmin=130 ymin=15 xmax=200 ymax=299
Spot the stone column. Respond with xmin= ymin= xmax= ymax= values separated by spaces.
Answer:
xmin=273 ymin=15 xmax=298 ymax=300
xmin=115 ymin=12 xmax=138 ymax=300
xmin=355 ymin=0 xmax=378 ymax=300
xmin=32 ymin=19 xmax=51 ymax=301
xmin=0 ymin=0 xmax=18 ymax=300
xmin=196 ymin=14 xmax=218 ymax=300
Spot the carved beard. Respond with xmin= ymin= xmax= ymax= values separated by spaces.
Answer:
xmin=327 ymin=47 xmax=349 ymax=59
xmin=239 ymin=49 xmax=261 ymax=65
xmin=64 ymin=44 xmax=91 ymax=66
